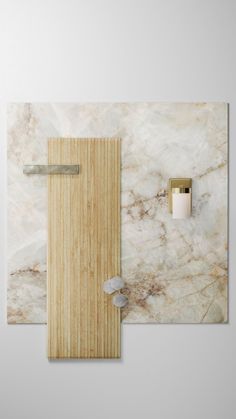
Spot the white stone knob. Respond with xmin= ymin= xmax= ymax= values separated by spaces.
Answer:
xmin=112 ymin=294 xmax=128 ymax=308
xmin=103 ymin=276 xmax=124 ymax=294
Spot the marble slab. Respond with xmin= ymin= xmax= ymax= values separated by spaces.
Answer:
xmin=7 ymin=103 xmax=228 ymax=323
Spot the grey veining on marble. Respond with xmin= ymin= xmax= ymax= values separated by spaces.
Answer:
xmin=23 ymin=164 xmax=80 ymax=175
xmin=7 ymin=103 xmax=228 ymax=324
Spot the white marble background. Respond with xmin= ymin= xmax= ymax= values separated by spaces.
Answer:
xmin=7 ymin=103 xmax=228 ymax=323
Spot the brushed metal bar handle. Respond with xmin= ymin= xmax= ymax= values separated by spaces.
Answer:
xmin=23 ymin=165 xmax=80 ymax=175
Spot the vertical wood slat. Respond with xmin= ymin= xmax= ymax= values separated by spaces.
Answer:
xmin=47 ymin=139 xmax=120 ymax=358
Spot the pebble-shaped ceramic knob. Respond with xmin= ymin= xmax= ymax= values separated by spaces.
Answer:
xmin=103 ymin=276 xmax=124 ymax=294
xmin=103 ymin=281 xmax=116 ymax=294
xmin=112 ymin=294 xmax=128 ymax=308
xmin=110 ymin=276 xmax=124 ymax=290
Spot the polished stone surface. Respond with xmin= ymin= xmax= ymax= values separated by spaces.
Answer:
xmin=7 ymin=103 xmax=228 ymax=323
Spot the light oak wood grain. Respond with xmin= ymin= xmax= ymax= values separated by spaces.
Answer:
xmin=47 ymin=139 xmax=120 ymax=359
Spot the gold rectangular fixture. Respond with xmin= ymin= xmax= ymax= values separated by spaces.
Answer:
xmin=23 ymin=164 xmax=80 ymax=175
xmin=168 ymin=178 xmax=192 ymax=215
xmin=47 ymin=138 xmax=121 ymax=359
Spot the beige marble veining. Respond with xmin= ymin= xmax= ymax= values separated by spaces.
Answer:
xmin=7 ymin=103 xmax=228 ymax=323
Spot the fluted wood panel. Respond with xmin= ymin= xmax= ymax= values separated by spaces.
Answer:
xmin=47 ymin=139 xmax=120 ymax=358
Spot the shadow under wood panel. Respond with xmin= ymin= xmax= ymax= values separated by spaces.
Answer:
xmin=47 ymin=138 xmax=121 ymax=359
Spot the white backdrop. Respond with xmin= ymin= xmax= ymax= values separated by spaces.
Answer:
xmin=0 ymin=1 xmax=235 ymax=418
